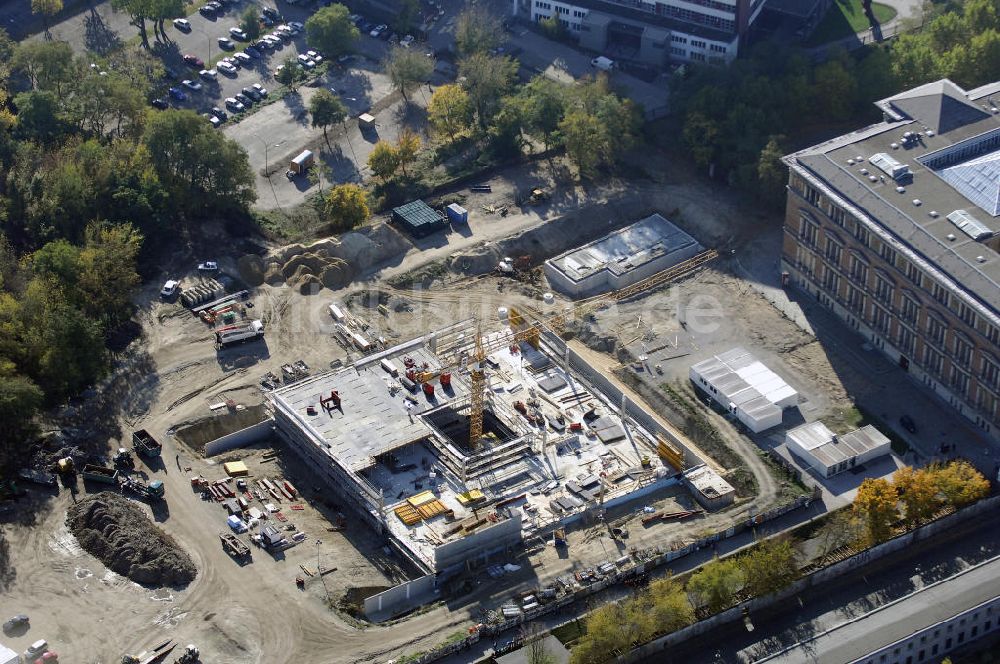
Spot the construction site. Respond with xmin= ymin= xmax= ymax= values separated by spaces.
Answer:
xmin=3 ymin=167 xmax=931 ymax=664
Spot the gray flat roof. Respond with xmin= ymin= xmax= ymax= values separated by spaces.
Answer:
xmin=787 ymin=421 xmax=890 ymax=468
xmin=547 ymin=213 xmax=701 ymax=284
xmin=786 ymin=79 xmax=1000 ymax=320
xmin=271 ymin=347 xmax=468 ymax=472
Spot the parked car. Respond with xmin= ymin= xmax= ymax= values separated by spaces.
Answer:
xmin=168 ymin=86 xmax=187 ymax=101
xmin=297 ymin=54 xmax=316 ymax=68
xmin=288 ymin=20 xmax=303 ymax=30
xmin=244 ymin=46 xmax=261 ymax=58
xmin=240 ymin=86 xmax=259 ymax=101
xmin=198 ymin=5 xmax=216 ymax=17
xmin=274 ymin=29 xmax=291 ymax=41
xmin=306 ymin=50 xmax=323 ymax=63
xmin=262 ymin=6 xmax=280 ymax=20
xmin=235 ymin=92 xmax=253 ymax=106
xmin=230 ymin=26 xmax=248 ymax=40
xmin=210 ymin=107 xmax=228 ymax=121
xmin=260 ymin=14 xmax=274 ymax=26
xmin=218 ymin=61 xmax=238 ymax=75
xmin=182 ymin=79 xmax=202 ymax=91
xmin=173 ymin=18 xmax=191 ymax=30
xmin=151 ymin=98 xmax=169 ymax=109
xmin=183 ymin=54 xmax=204 ymax=68
xmin=400 ymin=34 xmax=414 ymax=47
xmin=234 ymin=51 xmax=252 ymax=64
xmin=198 ymin=261 xmax=220 ymax=272
xmin=899 ymin=414 xmax=917 ymax=434
xmin=161 ymin=280 xmax=179 ymax=297
xmin=206 ymin=113 xmax=221 ymax=128
xmin=24 ymin=640 xmax=48 ymax=660
xmin=369 ymin=24 xmax=386 ymax=38
xmin=225 ymin=97 xmax=245 ymax=112
xmin=199 ymin=68 xmax=218 ymax=80
xmin=3 ymin=615 xmax=28 ymax=633
xmin=218 ymin=36 xmax=235 ymax=49
xmin=206 ymin=1 xmax=223 ymax=11
xmin=252 ymin=82 xmax=268 ymax=97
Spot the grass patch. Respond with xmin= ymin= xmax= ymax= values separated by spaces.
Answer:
xmin=804 ymin=0 xmax=897 ymax=46
xmin=552 ymin=620 xmax=586 ymax=645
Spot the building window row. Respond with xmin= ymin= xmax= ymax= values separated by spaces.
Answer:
xmin=670 ymin=47 xmax=686 ymax=56
xmin=709 ymin=44 xmax=726 ymax=53
xmin=671 ymin=34 xmax=687 ymax=43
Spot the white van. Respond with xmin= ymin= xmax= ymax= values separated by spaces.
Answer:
xmin=591 ymin=56 xmax=615 ymax=71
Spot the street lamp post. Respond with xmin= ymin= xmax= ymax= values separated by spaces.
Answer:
xmin=252 ymin=133 xmax=269 ymax=175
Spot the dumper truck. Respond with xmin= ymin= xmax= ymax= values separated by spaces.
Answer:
xmin=215 ymin=320 xmax=265 ymax=348
xmin=220 ymin=532 xmax=251 ymax=559
xmin=82 ymin=464 xmax=119 ymax=484
xmin=132 ymin=429 xmax=161 ymax=458
xmin=120 ymin=476 xmax=165 ymax=501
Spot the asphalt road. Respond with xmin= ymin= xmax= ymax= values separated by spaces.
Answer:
xmin=655 ymin=508 xmax=1000 ymax=663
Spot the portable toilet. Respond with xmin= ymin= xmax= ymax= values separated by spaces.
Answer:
xmin=358 ymin=113 xmax=375 ymax=129
xmin=446 ymin=203 xmax=468 ymax=224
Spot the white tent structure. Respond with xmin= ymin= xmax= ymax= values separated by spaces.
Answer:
xmin=689 ymin=347 xmax=798 ymax=433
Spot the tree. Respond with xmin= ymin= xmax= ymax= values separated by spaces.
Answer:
xmin=521 ymin=623 xmax=556 ymax=664
xmin=459 ymin=53 xmax=517 ymax=128
xmin=427 ymin=84 xmax=473 ymax=140
xmin=0 ymin=361 xmax=43 ymax=466
xmin=392 ymin=0 xmax=420 ymax=35
xmin=559 ymin=110 xmax=603 ymax=176
xmin=323 ymin=184 xmax=369 ymax=231
xmin=143 ymin=110 xmax=255 ymax=211
xmin=816 ymin=510 xmax=864 ymax=561
xmin=646 ymin=575 xmax=695 ymax=633
xmin=368 ymin=141 xmax=400 ymax=182
xmin=241 ymin=6 xmax=262 ymax=43
xmin=309 ymin=89 xmax=347 ymax=147
xmin=686 ymin=557 xmax=743 ymax=613
xmin=111 ymin=0 xmax=155 ymax=48
xmin=682 ymin=111 xmax=721 ymax=170
xmin=538 ymin=15 xmax=566 ymax=40
xmin=31 ymin=0 xmax=63 ymax=30
xmin=738 ymin=538 xmax=799 ymax=597
xmin=757 ymin=135 xmax=788 ymax=209
xmin=13 ymin=90 xmax=67 ymax=145
xmin=305 ymin=4 xmax=359 ymax=57
xmin=384 ymin=46 xmax=433 ymax=102
xmin=12 ymin=40 xmax=75 ymax=94
xmin=454 ymin=6 xmax=502 ymax=57
xmin=853 ymin=477 xmax=900 ymax=544
xmin=77 ymin=222 xmax=142 ymax=325
xmin=513 ymin=77 xmax=566 ymax=152
xmin=570 ymin=600 xmax=653 ymax=664
xmin=934 ymin=460 xmax=990 ymax=507
xmin=395 ymin=129 xmax=420 ymax=177
xmin=276 ymin=58 xmax=306 ymax=90
xmin=893 ymin=466 xmax=941 ymax=526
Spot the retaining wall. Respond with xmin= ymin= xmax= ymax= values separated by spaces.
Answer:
xmin=203 ymin=419 xmax=275 ymax=456
xmin=364 ymin=574 xmax=437 ymax=616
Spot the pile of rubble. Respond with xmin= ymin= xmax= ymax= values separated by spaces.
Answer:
xmin=67 ymin=492 xmax=196 ymax=587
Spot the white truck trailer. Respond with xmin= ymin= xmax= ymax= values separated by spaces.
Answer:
xmin=215 ymin=320 xmax=265 ymax=347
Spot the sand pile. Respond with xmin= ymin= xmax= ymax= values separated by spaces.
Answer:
xmin=67 ymin=492 xmax=196 ymax=587
xmin=254 ymin=223 xmax=412 ymax=293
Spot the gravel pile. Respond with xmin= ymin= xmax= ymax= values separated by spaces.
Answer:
xmin=67 ymin=492 xmax=196 ymax=587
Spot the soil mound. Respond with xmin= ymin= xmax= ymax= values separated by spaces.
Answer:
xmin=67 ymin=492 xmax=196 ymax=587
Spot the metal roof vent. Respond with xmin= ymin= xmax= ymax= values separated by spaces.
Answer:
xmin=978 ymin=255 xmax=987 ymax=263
xmin=870 ymin=152 xmax=911 ymax=181
xmin=860 ymin=168 xmax=869 ymax=175
xmin=856 ymin=156 xmax=863 ymax=162
xmin=947 ymin=233 xmax=956 ymax=241
xmin=896 ymin=186 xmax=905 ymax=193
xmin=913 ymin=199 xmax=922 ymax=206
xmin=947 ymin=209 xmax=994 ymax=241
xmin=929 ymin=210 xmax=939 ymax=218
xmin=993 ymin=107 xmax=999 ymax=114
xmin=869 ymin=175 xmax=878 ymax=182
xmin=926 ymin=130 xmax=935 ymax=137
xmin=891 ymin=142 xmax=899 ymax=149
xmin=847 ymin=158 xmax=855 ymax=165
